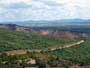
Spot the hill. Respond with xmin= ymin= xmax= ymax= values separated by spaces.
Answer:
xmin=44 ymin=38 xmax=90 ymax=66
xmin=0 ymin=27 xmax=89 ymax=68
xmin=0 ymin=24 xmax=89 ymax=38
xmin=0 ymin=28 xmax=79 ymax=52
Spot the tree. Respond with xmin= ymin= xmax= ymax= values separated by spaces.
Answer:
xmin=47 ymin=59 xmax=57 ymax=67
xmin=36 ymin=59 xmax=46 ymax=68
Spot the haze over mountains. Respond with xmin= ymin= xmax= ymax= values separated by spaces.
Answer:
xmin=0 ymin=19 xmax=90 ymax=26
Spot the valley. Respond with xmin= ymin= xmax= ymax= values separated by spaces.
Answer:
xmin=0 ymin=24 xmax=90 ymax=68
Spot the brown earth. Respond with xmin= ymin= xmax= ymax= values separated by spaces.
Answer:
xmin=70 ymin=65 xmax=90 ymax=68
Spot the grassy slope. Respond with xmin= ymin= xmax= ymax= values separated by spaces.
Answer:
xmin=0 ymin=28 xmax=79 ymax=52
xmin=45 ymin=38 xmax=90 ymax=65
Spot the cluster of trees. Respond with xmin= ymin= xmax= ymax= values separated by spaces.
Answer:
xmin=0 ymin=52 xmax=63 ymax=68
xmin=0 ymin=39 xmax=90 ymax=68
xmin=0 ymin=53 xmax=29 ymax=68
xmin=44 ymin=38 xmax=90 ymax=66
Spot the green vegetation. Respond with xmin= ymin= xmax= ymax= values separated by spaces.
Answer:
xmin=0 ymin=28 xmax=78 ymax=52
xmin=0 ymin=53 xmax=35 ymax=68
xmin=0 ymin=52 xmax=59 ymax=68
xmin=0 ymin=38 xmax=90 ymax=67
xmin=44 ymin=38 xmax=90 ymax=66
xmin=0 ymin=28 xmax=90 ymax=67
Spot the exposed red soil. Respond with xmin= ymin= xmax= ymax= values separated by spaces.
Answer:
xmin=70 ymin=65 xmax=90 ymax=68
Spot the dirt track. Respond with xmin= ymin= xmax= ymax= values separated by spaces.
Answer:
xmin=28 ymin=40 xmax=85 ymax=52
xmin=0 ymin=40 xmax=85 ymax=55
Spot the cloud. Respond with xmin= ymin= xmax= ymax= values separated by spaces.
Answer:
xmin=0 ymin=0 xmax=90 ymax=22
xmin=0 ymin=0 xmax=32 ymax=4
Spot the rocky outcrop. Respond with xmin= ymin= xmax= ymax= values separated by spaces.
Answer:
xmin=0 ymin=24 xmax=89 ymax=38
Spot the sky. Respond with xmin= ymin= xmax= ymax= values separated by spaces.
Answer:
xmin=0 ymin=0 xmax=90 ymax=22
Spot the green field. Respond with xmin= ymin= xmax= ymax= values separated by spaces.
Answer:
xmin=0 ymin=28 xmax=79 ymax=52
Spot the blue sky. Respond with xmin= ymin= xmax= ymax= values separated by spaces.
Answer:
xmin=0 ymin=0 xmax=90 ymax=22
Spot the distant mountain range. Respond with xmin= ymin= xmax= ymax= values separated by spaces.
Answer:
xmin=21 ymin=19 xmax=90 ymax=27
xmin=0 ymin=19 xmax=90 ymax=26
